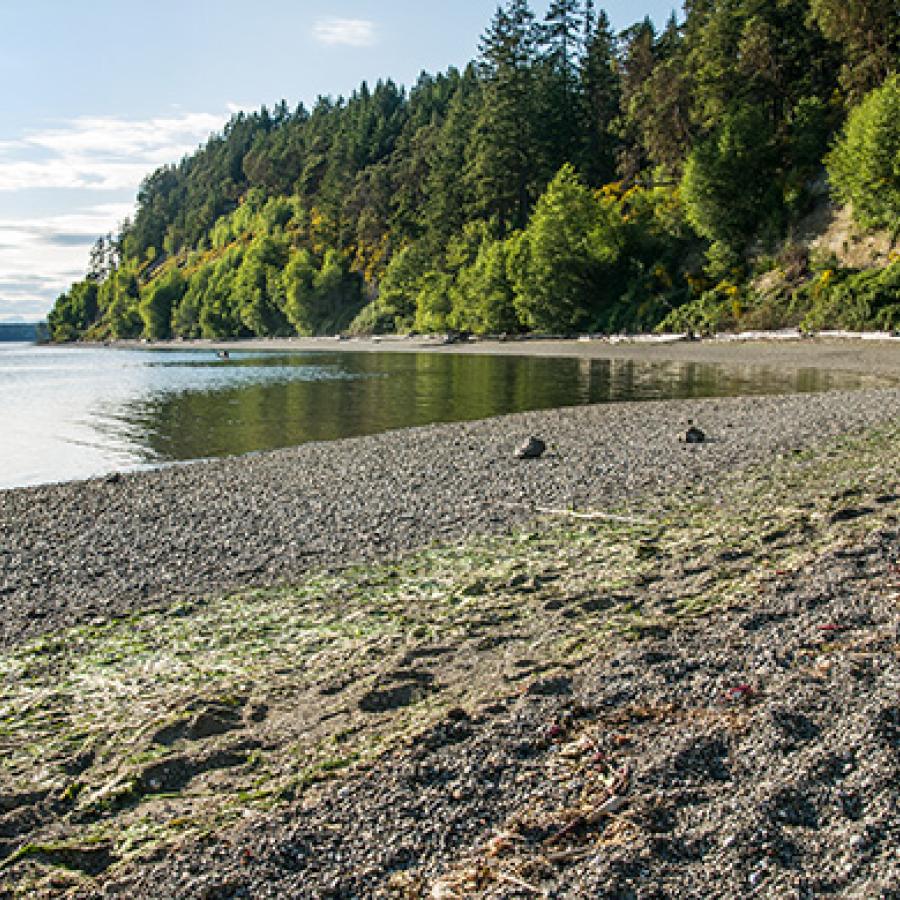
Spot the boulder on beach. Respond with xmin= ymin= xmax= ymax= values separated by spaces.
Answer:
xmin=515 ymin=436 xmax=547 ymax=459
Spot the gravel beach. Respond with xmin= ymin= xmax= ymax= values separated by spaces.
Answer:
xmin=1 ymin=340 xmax=898 ymax=899
xmin=2 ymin=375 xmax=899 ymax=648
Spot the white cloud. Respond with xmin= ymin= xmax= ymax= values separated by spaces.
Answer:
xmin=313 ymin=17 xmax=377 ymax=48
xmin=0 ymin=111 xmax=228 ymax=192
xmin=0 ymin=204 xmax=138 ymax=320
xmin=0 ymin=109 xmax=233 ymax=319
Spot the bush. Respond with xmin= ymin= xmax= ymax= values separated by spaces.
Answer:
xmin=827 ymin=75 xmax=900 ymax=233
xmin=798 ymin=261 xmax=900 ymax=331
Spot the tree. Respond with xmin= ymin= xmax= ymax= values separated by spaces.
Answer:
xmin=578 ymin=5 xmax=620 ymax=185
xmin=421 ymin=66 xmax=481 ymax=253
xmin=616 ymin=19 xmax=657 ymax=172
xmin=452 ymin=235 xmax=520 ymax=333
xmin=681 ymin=105 xmax=782 ymax=256
xmin=536 ymin=0 xmax=585 ymax=178
xmin=414 ymin=271 xmax=454 ymax=332
xmin=283 ymin=249 xmax=319 ymax=334
xmin=809 ymin=0 xmax=899 ymax=102
xmin=510 ymin=163 xmax=609 ymax=332
xmin=235 ymin=235 xmax=290 ymax=336
xmin=624 ymin=15 xmax=693 ymax=176
xmin=467 ymin=0 xmax=540 ymax=233
xmin=139 ymin=269 xmax=185 ymax=340
xmin=48 ymin=280 xmax=99 ymax=341
xmin=827 ymin=75 xmax=900 ymax=231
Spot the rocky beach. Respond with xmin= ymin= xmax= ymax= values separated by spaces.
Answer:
xmin=0 ymin=339 xmax=898 ymax=898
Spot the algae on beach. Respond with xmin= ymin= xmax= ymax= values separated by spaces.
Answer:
xmin=1 ymin=420 xmax=898 ymax=896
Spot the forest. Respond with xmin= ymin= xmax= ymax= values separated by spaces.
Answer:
xmin=49 ymin=0 xmax=900 ymax=342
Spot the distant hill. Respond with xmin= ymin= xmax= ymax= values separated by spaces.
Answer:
xmin=0 ymin=322 xmax=48 ymax=342
xmin=47 ymin=0 xmax=899 ymax=343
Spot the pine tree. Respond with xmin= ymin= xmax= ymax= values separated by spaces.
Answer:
xmin=467 ymin=0 xmax=539 ymax=234
xmin=536 ymin=0 xmax=585 ymax=178
xmin=421 ymin=66 xmax=481 ymax=254
xmin=578 ymin=5 xmax=620 ymax=185
xmin=809 ymin=0 xmax=899 ymax=102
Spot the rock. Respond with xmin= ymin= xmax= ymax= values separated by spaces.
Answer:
xmin=460 ymin=577 xmax=487 ymax=596
xmin=515 ymin=436 xmax=547 ymax=459
xmin=525 ymin=675 xmax=572 ymax=697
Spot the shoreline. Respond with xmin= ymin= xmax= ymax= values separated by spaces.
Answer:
xmin=0 ymin=340 xmax=897 ymax=896
xmin=1 ymin=408 xmax=898 ymax=897
xmin=83 ymin=333 xmax=900 ymax=378
xmin=2 ymin=378 xmax=899 ymax=650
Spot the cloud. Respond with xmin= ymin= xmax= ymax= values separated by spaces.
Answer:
xmin=313 ymin=17 xmax=377 ymax=47
xmin=0 ymin=204 xmax=135 ymax=319
xmin=45 ymin=233 xmax=102 ymax=247
xmin=0 ymin=297 xmax=53 ymax=322
xmin=0 ymin=111 xmax=228 ymax=192
xmin=0 ymin=109 xmax=233 ymax=320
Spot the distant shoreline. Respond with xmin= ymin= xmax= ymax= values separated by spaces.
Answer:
xmin=81 ymin=332 xmax=900 ymax=378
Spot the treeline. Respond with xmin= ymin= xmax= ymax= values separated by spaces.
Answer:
xmin=50 ymin=0 xmax=900 ymax=342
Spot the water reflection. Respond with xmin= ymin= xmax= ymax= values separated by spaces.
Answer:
xmin=109 ymin=352 xmax=866 ymax=466
xmin=0 ymin=345 xmax=879 ymax=489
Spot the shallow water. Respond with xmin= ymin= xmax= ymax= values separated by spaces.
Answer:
xmin=0 ymin=343 xmax=877 ymax=489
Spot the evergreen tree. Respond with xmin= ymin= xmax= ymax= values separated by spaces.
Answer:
xmin=467 ymin=0 xmax=539 ymax=233
xmin=421 ymin=66 xmax=481 ymax=253
xmin=809 ymin=0 xmax=900 ymax=102
xmin=536 ymin=0 xmax=585 ymax=179
xmin=578 ymin=5 xmax=620 ymax=186
xmin=616 ymin=18 xmax=657 ymax=179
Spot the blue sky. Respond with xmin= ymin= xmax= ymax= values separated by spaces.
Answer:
xmin=0 ymin=1 xmax=678 ymax=321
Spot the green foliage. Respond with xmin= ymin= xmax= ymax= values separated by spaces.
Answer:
xmin=798 ymin=261 xmax=900 ymax=331
xmin=51 ymin=0 xmax=899 ymax=342
xmin=413 ymin=271 xmax=454 ymax=333
xmin=48 ymin=281 xmax=98 ymax=342
xmin=809 ymin=0 xmax=899 ymax=101
xmin=826 ymin=75 xmax=900 ymax=233
xmin=363 ymin=244 xmax=431 ymax=332
xmin=139 ymin=270 xmax=185 ymax=340
xmin=509 ymin=164 xmax=606 ymax=332
xmin=681 ymin=105 xmax=782 ymax=253
xmin=467 ymin=1 xmax=540 ymax=233
xmin=452 ymin=235 xmax=520 ymax=333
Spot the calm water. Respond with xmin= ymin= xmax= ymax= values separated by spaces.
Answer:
xmin=0 ymin=343 xmax=877 ymax=489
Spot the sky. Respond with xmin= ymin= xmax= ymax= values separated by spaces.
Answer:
xmin=0 ymin=1 xmax=678 ymax=321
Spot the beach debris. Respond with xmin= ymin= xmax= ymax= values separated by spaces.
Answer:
xmin=515 ymin=436 xmax=547 ymax=459
xmin=104 ymin=472 xmax=122 ymax=485
xmin=724 ymin=683 xmax=755 ymax=702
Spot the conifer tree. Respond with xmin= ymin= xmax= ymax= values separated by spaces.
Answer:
xmin=578 ymin=3 xmax=620 ymax=185
xmin=536 ymin=0 xmax=585 ymax=179
xmin=467 ymin=0 xmax=539 ymax=234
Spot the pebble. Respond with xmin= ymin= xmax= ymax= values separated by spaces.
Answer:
xmin=2 ymin=387 xmax=897 ymax=650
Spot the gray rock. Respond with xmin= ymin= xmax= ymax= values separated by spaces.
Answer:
xmin=515 ymin=436 xmax=547 ymax=459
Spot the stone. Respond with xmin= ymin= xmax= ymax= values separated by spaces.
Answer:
xmin=515 ymin=436 xmax=547 ymax=459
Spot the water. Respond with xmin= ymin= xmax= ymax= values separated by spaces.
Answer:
xmin=0 ymin=342 xmax=878 ymax=490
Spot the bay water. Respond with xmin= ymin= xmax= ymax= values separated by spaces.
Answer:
xmin=0 ymin=342 xmax=874 ymax=490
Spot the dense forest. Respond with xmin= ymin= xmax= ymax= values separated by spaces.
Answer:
xmin=49 ymin=0 xmax=900 ymax=342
